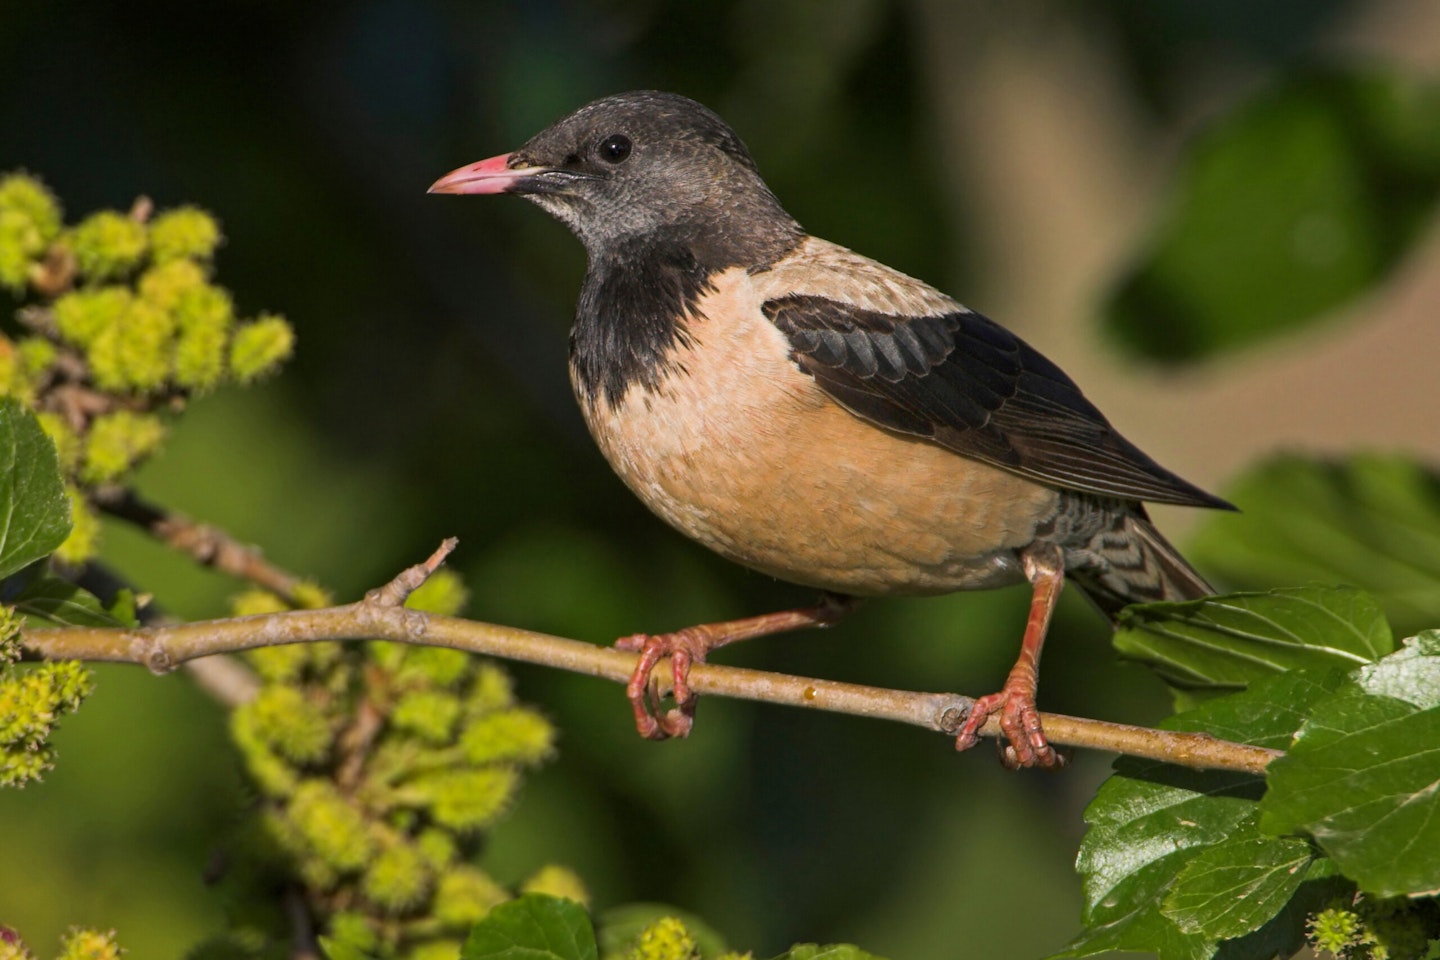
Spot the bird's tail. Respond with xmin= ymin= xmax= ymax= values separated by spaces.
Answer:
xmin=1069 ymin=507 xmax=1214 ymax=621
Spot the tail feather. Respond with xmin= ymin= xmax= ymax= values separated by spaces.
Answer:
xmin=1069 ymin=507 xmax=1214 ymax=620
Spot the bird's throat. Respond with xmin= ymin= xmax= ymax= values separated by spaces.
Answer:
xmin=570 ymin=239 xmax=714 ymax=409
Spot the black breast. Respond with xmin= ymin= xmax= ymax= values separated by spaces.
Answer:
xmin=570 ymin=238 xmax=714 ymax=408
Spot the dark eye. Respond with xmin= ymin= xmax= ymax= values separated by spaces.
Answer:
xmin=598 ymin=134 xmax=632 ymax=164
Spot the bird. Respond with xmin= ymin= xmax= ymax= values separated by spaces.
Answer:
xmin=429 ymin=91 xmax=1232 ymax=768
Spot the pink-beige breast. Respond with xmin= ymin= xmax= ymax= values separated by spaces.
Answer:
xmin=572 ymin=239 xmax=1061 ymax=597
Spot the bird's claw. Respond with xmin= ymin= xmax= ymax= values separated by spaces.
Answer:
xmin=953 ymin=686 xmax=1065 ymax=770
xmin=616 ymin=628 xmax=709 ymax=740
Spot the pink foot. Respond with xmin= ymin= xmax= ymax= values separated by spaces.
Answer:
xmin=615 ymin=627 xmax=710 ymax=740
xmin=953 ymin=685 xmax=1064 ymax=770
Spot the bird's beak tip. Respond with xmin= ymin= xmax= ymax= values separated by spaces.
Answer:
xmin=428 ymin=152 xmax=525 ymax=195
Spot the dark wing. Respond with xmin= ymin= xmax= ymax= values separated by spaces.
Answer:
xmin=764 ymin=294 xmax=1232 ymax=509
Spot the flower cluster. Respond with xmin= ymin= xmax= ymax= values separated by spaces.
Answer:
xmin=0 ymin=925 xmax=124 ymax=960
xmin=0 ymin=172 xmax=294 ymax=565
xmin=0 ymin=607 xmax=93 ymax=787
xmin=205 ymin=570 xmax=579 ymax=960
xmin=1308 ymin=895 xmax=1440 ymax=960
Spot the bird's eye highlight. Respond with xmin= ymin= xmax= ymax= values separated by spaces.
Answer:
xmin=598 ymin=134 xmax=632 ymax=164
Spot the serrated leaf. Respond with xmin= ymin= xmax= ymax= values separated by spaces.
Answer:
xmin=1260 ymin=637 xmax=1440 ymax=897
xmin=1162 ymin=836 xmax=1315 ymax=939
xmin=1114 ymin=586 xmax=1392 ymax=691
xmin=596 ymin=903 xmax=728 ymax=959
xmin=463 ymin=895 xmax=597 ymax=960
xmin=1053 ymin=670 xmax=1347 ymax=959
xmin=1192 ymin=454 xmax=1440 ymax=634
xmin=774 ymin=946 xmax=888 ymax=960
xmin=0 ymin=397 xmax=72 ymax=580
xmin=13 ymin=576 xmax=128 ymax=627
xmin=1106 ymin=69 xmax=1440 ymax=362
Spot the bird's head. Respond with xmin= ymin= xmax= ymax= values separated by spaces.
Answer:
xmin=430 ymin=91 xmax=802 ymax=265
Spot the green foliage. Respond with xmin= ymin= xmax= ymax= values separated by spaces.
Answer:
xmin=0 ymin=397 xmax=92 ymax=788
xmin=7 ymin=45 xmax=1440 ymax=960
xmin=1191 ymin=454 xmax=1440 ymax=634
xmin=0 ymin=398 xmax=72 ymax=580
xmin=221 ymin=583 xmax=563 ymax=957
xmin=7 ymin=577 xmax=135 ymax=628
xmin=1056 ymin=590 xmax=1440 ymax=960
xmin=0 ymin=171 xmax=295 ymax=564
xmin=1106 ymin=68 xmax=1440 ymax=362
xmin=1259 ymin=632 xmax=1440 ymax=898
xmin=461 ymin=895 xmax=598 ymax=960
xmin=461 ymin=896 xmax=888 ymax=960
xmin=1113 ymin=586 xmax=1393 ymax=695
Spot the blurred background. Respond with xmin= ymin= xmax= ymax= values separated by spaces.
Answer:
xmin=2 ymin=0 xmax=1438 ymax=957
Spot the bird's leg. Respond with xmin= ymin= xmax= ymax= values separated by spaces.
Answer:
xmin=954 ymin=542 xmax=1066 ymax=769
xmin=616 ymin=593 xmax=854 ymax=740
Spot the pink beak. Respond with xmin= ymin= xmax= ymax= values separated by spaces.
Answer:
xmin=428 ymin=153 xmax=538 ymax=195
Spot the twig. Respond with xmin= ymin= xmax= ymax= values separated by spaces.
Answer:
xmin=21 ymin=545 xmax=1282 ymax=776
xmin=92 ymin=485 xmax=309 ymax=603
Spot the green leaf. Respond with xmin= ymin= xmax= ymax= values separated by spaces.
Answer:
xmin=1114 ymin=586 xmax=1392 ymax=691
xmin=1053 ymin=669 xmax=1347 ymax=959
xmin=0 ymin=397 xmax=72 ymax=580
xmin=596 ymin=903 xmax=728 ymax=959
xmin=319 ymin=938 xmax=377 ymax=960
xmin=107 ymin=588 xmax=139 ymax=627
xmin=774 ymin=947 xmax=888 ymax=960
xmin=1161 ymin=836 xmax=1315 ymax=939
xmin=463 ymin=895 xmax=598 ymax=960
xmin=1191 ymin=454 xmax=1440 ymax=634
xmin=12 ymin=576 xmax=129 ymax=627
xmin=1106 ymin=68 xmax=1440 ymax=362
xmin=1260 ymin=634 xmax=1440 ymax=897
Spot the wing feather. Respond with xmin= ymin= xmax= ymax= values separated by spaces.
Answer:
xmin=763 ymin=293 xmax=1232 ymax=509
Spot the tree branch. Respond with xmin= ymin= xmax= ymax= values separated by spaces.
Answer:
xmin=91 ymin=485 xmax=310 ymax=603
xmin=20 ymin=543 xmax=1281 ymax=776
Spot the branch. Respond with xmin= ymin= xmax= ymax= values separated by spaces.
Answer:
xmin=92 ymin=485 xmax=310 ymax=603
xmin=20 ymin=543 xmax=1281 ymax=777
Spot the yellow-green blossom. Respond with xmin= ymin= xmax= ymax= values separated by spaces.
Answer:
xmin=412 ymin=767 xmax=518 ymax=832
xmin=520 ymin=865 xmax=589 ymax=907
xmin=405 ymin=569 xmax=470 ymax=616
xmin=0 ymin=173 xmax=62 ymax=293
xmin=81 ymin=411 xmax=165 ymax=484
xmin=229 ymin=313 xmax=293 ymax=382
xmin=460 ymin=707 xmax=554 ymax=766
xmin=362 ymin=841 xmax=432 ymax=912
xmin=54 ymin=486 xmax=99 ymax=565
xmin=433 ymin=867 xmax=508 ymax=926
xmin=57 ymin=927 xmax=123 ymax=960
xmin=68 ymin=210 xmax=146 ymax=281
xmin=148 ymin=206 xmax=221 ymax=262
xmin=627 ymin=917 xmax=698 ymax=960
xmin=392 ymin=690 xmax=463 ymax=744
xmin=53 ymin=287 xmax=130 ymax=347
xmin=287 ymin=780 xmax=375 ymax=873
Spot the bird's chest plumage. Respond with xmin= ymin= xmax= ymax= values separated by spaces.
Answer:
xmin=570 ymin=263 xmax=1058 ymax=596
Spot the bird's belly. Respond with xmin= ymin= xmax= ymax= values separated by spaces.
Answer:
xmin=573 ymin=284 xmax=1059 ymax=596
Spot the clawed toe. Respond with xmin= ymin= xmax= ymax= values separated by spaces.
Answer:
xmin=953 ymin=686 xmax=1065 ymax=770
xmin=618 ymin=631 xmax=705 ymax=740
